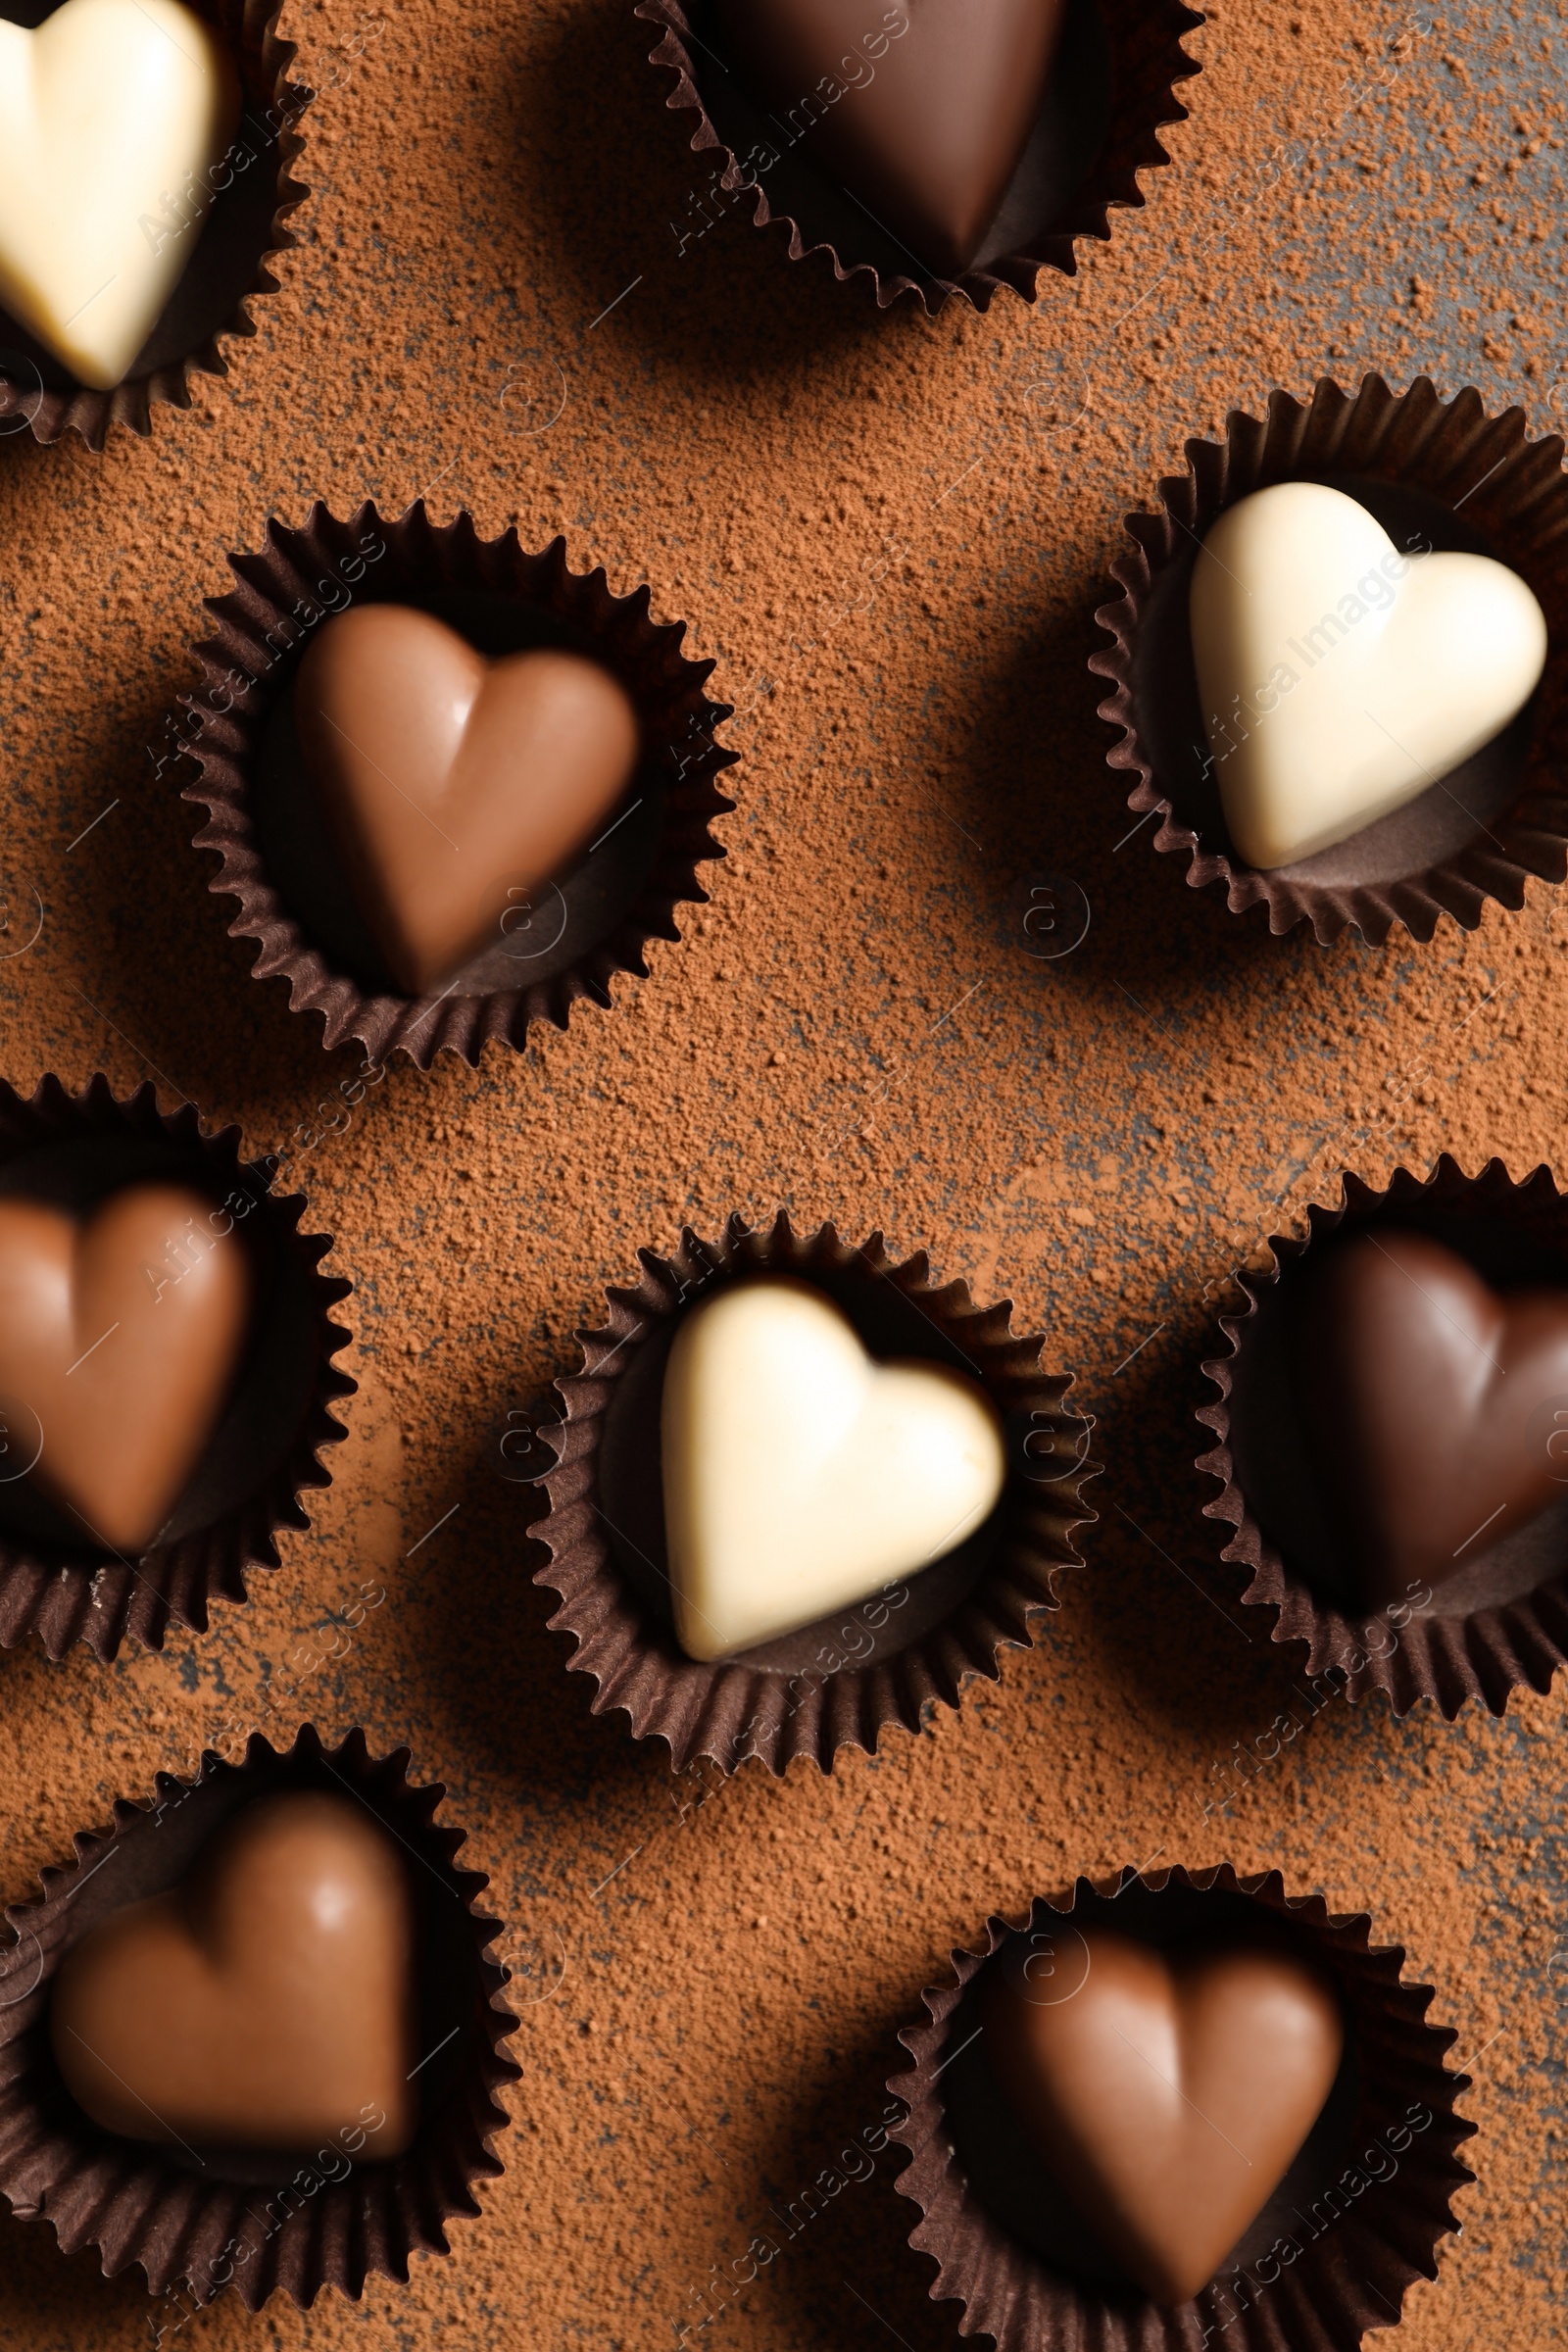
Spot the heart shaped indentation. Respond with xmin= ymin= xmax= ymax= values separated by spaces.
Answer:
xmin=295 ymin=605 xmax=641 ymax=997
xmin=1288 ymin=1226 xmax=1568 ymax=1609
xmin=0 ymin=1183 xmax=250 ymax=1555
xmin=0 ymin=0 xmax=239 ymax=389
xmin=980 ymin=1928 xmax=1343 ymax=2305
xmin=710 ymin=0 xmax=1067 ymax=277
xmin=51 ymin=1791 xmax=416 ymax=2155
xmin=661 ymin=1277 xmax=1005 ymax=1660
xmin=1190 ymin=481 xmax=1547 ymax=870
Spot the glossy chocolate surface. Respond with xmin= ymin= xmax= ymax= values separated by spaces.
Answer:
xmin=0 ymin=1182 xmax=250 ymax=1553
xmin=693 ymin=0 xmax=1109 ymax=288
xmin=0 ymin=0 xmax=291 ymax=391
xmin=294 ymin=606 xmax=640 ymax=997
xmin=944 ymin=1886 xmax=1358 ymax=2306
xmin=978 ymin=1925 xmax=1342 ymax=2304
xmin=1134 ymin=477 xmax=1536 ymax=889
xmin=53 ymin=1790 xmax=416 ymax=2156
xmin=1232 ymin=1205 xmax=1568 ymax=1619
xmin=1285 ymin=1227 xmax=1568 ymax=1609
xmin=709 ymin=0 xmax=1067 ymax=277
xmin=256 ymin=584 xmax=666 ymax=1001
xmin=599 ymin=1265 xmax=1011 ymax=1675
xmin=0 ymin=1134 xmax=320 ymax=1566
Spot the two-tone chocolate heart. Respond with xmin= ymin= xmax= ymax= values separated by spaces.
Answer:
xmin=710 ymin=0 xmax=1067 ymax=277
xmin=981 ymin=1928 xmax=1343 ymax=2305
xmin=294 ymin=605 xmax=641 ymax=997
xmin=0 ymin=1183 xmax=250 ymax=1554
xmin=51 ymin=1790 xmax=416 ymax=2155
xmin=1288 ymin=1227 xmax=1568 ymax=1608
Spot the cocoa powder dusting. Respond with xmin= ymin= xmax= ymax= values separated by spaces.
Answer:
xmin=0 ymin=0 xmax=1565 ymax=2340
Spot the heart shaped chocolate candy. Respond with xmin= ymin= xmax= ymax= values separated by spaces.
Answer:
xmin=710 ymin=0 xmax=1067 ymax=277
xmin=1190 ymin=482 xmax=1547 ymax=870
xmin=0 ymin=0 xmax=239 ymax=389
xmin=981 ymin=1929 xmax=1343 ymax=2305
xmin=52 ymin=1791 xmax=417 ymax=2156
xmin=295 ymin=605 xmax=641 ymax=997
xmin=1288 ymin=1227 xmax=1568 ymax=1608
xmin=662 ymin=1276 xmax=1005 ymax=1660
xmin=0 ymin=1183 xmax=250 ymax=1554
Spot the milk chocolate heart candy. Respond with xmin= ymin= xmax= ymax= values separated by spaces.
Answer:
xmin=710 ymin=0 xmax=1066 ymax=277
xmin=1190 ymin=482 xmax=1547 ymax=869
xmin=0 ymin=0 xmax=239 ymax=390
xmin=662 ymin=1277 xmax=1005 ymax=1660
xmin=0 ymin=1183 xmax=250 ymax=1554
xmin=51 ymin=1791 xmax=417 ymax=2155
xmin=1288 ymin=1227 xmax=1568 ymax=1609
xmin=980 ymin=1929 xmax=1343 ymax=2305
xmin=294 ymin=605 xmax=641 ymax=996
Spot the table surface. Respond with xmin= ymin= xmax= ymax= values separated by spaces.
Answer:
xmin=1 ymin=0 xmax=1566 ymax=2344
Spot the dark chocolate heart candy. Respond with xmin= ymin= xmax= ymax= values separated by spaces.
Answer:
xmin=1288 ymin=1227 xmax=1568 ymax=1608
xmin=710 ymin=0 xmax=1067 ymax=277
xmin=981 ymin=1929 xmax=1342 ymax=2305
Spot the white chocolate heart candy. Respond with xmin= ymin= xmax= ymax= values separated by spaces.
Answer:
xmin=661 ymin=1278 xmax=1006 ymax=1662
xmin=1189 ymin=481 xmax=1547 ymax=870
xmin=0 ymin=0 xmax=239 ymax=391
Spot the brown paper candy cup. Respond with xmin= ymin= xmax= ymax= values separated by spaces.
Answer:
xmin=180 ymin=500 xmax=737 ymax=1069
xmin=532 ymin=1212 xmax=1097 ymax=1775
xmin=0 ymin=0 xmax=310 ymax=451
xmin=1090 ymin=372 xmax=1568 ymax=942
xmin=637 ymin=0 xmax=1202 ymax=314
xmin=889 ymin=1862 xmax=1475 ymax=2349
xmin=0 ymin=1723 xmax=519 ymax=2309
xmin=1198 ymin=1152 xmax=1568 ymax=1719
xmin=0 ymin=1072 xmax=354 ymax=1662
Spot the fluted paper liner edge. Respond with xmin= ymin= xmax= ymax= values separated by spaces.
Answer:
xmin=1090 ymin=372 xmax=1568 ymax=944
xmin=533 ymin=1210 xmax=1098 ymax=1776
xmin=888 ymin=1861 xmax=1474 ymax=2352
xmin=0 ymin=1073 xmax=354 ymax=1662
xmin=1197 ymin=1152 xmax=1568 ymax=1718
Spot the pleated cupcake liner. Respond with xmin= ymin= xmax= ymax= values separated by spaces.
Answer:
xmin=0 ymin=1724 xmax=519 ymax=2309
xmin=1090 ymin=372 xmax=1568 ymax=942
xmin=1198 ymin=1152 xmax=1568 ymax=1719
xmin=637 ymin=0 xmax=1202 ymax=314
xmin=0 ymin=1073 xmax=353 ymax=1662
xmin=179 ymin=499 xmax=736 ymax=1068
xmin=0 ymin=0 xmax=310 ymax=450
xmin=532 ymin=1210 xmax=1098 ymax=1776
xmin=889 ymin=1861 xmax=1474 ymax=2352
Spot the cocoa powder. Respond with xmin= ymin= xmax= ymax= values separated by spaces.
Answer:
xmin=0 ymin=0 xmax=1564 ymax=2340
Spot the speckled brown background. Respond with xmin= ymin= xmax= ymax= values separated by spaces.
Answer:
xmin=0 ymin=0 xmax=1566 ymax=2341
